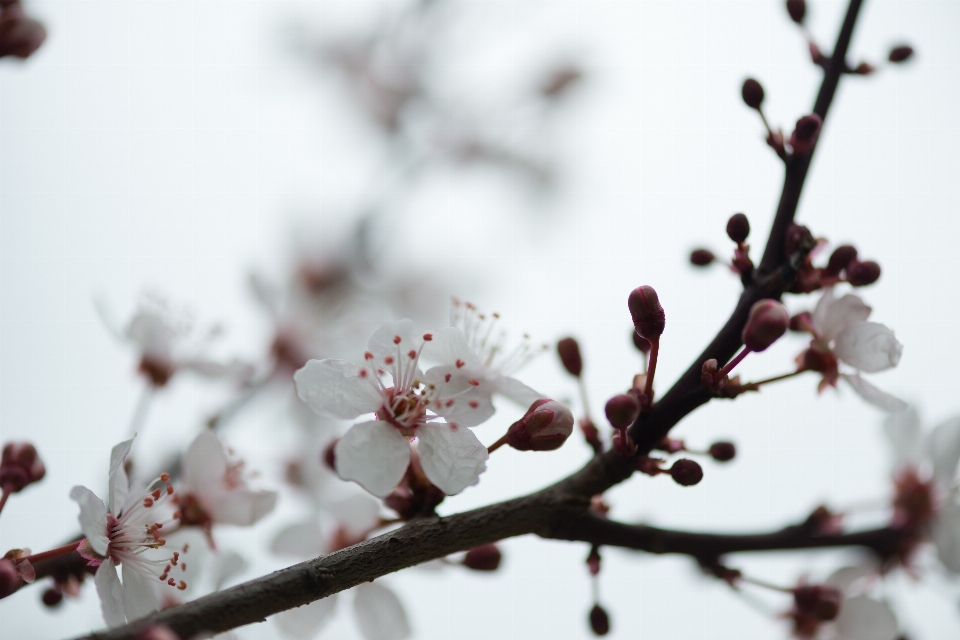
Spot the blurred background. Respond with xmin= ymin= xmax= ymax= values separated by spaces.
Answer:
xmin=2 ymin=0 xmax=959 ymax=638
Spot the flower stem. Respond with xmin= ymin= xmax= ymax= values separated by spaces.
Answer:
xmin=0 ymin=488 xmax=9 ymax=517
xmin=643 ymin=339 xmax=660 ymax=399
xmin=577 ymin=377 xmax=592 ymax=420
xmin=714 ymin=347 xmax=750 ymax=383
xmin=487 ymin=434 xmax=509 ymax=454
xmin=743 ymin=369 xmax=806 ymax=388
xmin=128 ymin=384 xmax=153 ymax=438
xmin=22 ymin=541 xmax=81 ymax=565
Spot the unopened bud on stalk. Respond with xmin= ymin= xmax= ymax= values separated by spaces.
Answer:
xmin=556 ymin=337 xmax=583 ymax=377
xmin=742 ymin=300 xmax=789 ymax=352
xmin=793 ymin=585 xmax=842 ymax=621
xmin=0 ymin=442 xmax=45 ymax=493
xmin=628 ymin=286 xmax=665 ymax=341
xmin=631 ymin=332 xmax=651 ymax=354
xmin=41 ymin=586 xmax=63 ymax=607
xmin=846 ymin=260 xmax=881 ymax=286
xmin=789 ymin=311 xmax=813 ymax=333
xmin=786 ymin=0 xmax=806 ymax=24
xmin=689 ymin=248 xmax=715 ymax=267
xmin=505 ymin=399 xmax=574 ymax=451
xmin=852 ymin=62 xmax=875 ymax=75
xmin=709 ymin=442 xmax=737 ymax=462
xmin=463 ymin=544 xmax=502 ymax=572
xmin=604 ymin=394 xmax=639 ymax=430
xmin=589 ymin=604 xmax=611 ymax=636
xmin=888 ymin=45 xmax=914 ymax=63
xmin=825 ymin=244 xmax=858 ymax=276
xmin=0 ymin=559 xmax=19 ymax=598
xmin=669 ymin=459 xmax=704 ymax=486
xmin=741 ymin=78 xmax=765 ymax=110
xmin=726 ymin=213 xmax=750 ymax=244
xmin=790 ymin=114 xmax=822 ymax=155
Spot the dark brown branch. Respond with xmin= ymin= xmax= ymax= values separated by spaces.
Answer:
xmin=64 ymin=3 xmax=869 ymax=638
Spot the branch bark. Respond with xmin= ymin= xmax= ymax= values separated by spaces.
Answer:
xmin=66 ymin=2 xmax=868 ymax=638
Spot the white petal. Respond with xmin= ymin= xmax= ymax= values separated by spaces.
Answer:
xmin=209 ymin=488 xmax=278 ymax=526
xmin=825 ymin=562 xmax=878 ymax=592
xmin=834 ymin=596 xmax=898 ymax=640
xmin=352 ymin=582 xmax=411 ymax=640
xmin=126 ymin=311 xmax=174 ymax=357
xmin=842 ymin=374 xmax=908 ymax=413
xmin=883 ymin=406 xmax=923 ymax=469
xmin=294 ymin=359 xmax=383 ymax=420
xmin=108 ymin=437 xmax=135 ymax=515
xmin=423 ymin=366 xmax=495 ymax=427
xmin=814 ymin=291 xmax=872 ymax=342
xmin=182 ymin=358 xmax=254 ymax=381
xmin=182 ymin=430 xmax=229 ymax=495
xmin=933 ymin=505 xmax=960 ymax=573
xmin=275 ymin=595 xmax=338 ymax=639
xmin=211 ymin=550 xmax=247 ymax=591
xmin=94 ymin=559 xmax=127 ymax=627
xmin=70 ymin=485 xmax=110 ymax=556
xmin=834 ymin=322 xmax=902 ymax=373
xmin=271 ymin=521 xmax=326 ymax=559
xmin=121 ymin=562 xmax=159 ymax=622
xmin=416 ymin=423 xmax=488 ymax=495
xmin=367 ymin=320 xmax=419 ymax=358
xmin=335 ymin=421 xmax=410 ymax=497
xmin=420 ymin=327 xmax=483 ymax=368
xmin=327 ymin=494 xmax=381 ymax=538
xmin=928 ymin=417 xmax=960 ymax=489
xmin=491 ymin=375 xmax=544 ymax=407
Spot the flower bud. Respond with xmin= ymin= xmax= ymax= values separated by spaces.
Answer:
xmin=506 ymin=399 xmax=574 ymax=451
xmin=631 ymin=332 xmax=651 ymax=354
xmin=0 ymin=559 xmax=20 ymax=598
xmin=41 ymin=586 xmax=63 ymax=608
xmin=784 ymin=223 xmax=814 ymax=256
xmin=628 ymin=286 xmax=665 ymax=341
xmin=846 ymin=260 xmax=880 ymax=286
xmin=669 ymin=459 xmax=704 ymax=486
xmin=463 ymin=544 xmax=502 ymax=572
xmin=604 ymin=394 xmax=639 ymax=430
xmin=852 ymin=62 xmax=875 ymax=75
xmin=789 ymin=311 xmax=813 ymax=333
xmin=556 ymin=337 xmax=583 ymax=377
xmin=825 ymin=244 xmax=858 ymax=276
xmin=138 ymin=624 xmax=182 ymax=640
xmin=888 ymin=45 xmax=914 ymax=63
xmin=742 ymin=299 xmax=789 ymax=352
xmin=689 ymin=248 xmax=715 ymax=267
xmin=741 ymin=78 xmax=764 ymax=110
xmin=790 ymin=114 xmax=822 ymax=155
xmin=321 ymin=439 xmax=338 ymax=471
xmin=589 ymin=604 xmax=610 ymax=636
xmin=794 ymin=585 xmax=842 ymax=621
xmin=786 ymin=0 xmax=806 ymax=24
xmin=586 ymin=547 xmax=601 ymax=575
xmin=709 ymin=442 xmax=736 ymax=462
xmin=726 ymin=213 xmax=750 ymax=243
xmin=0 ymin=12 xmax=46 ymax=60
xmin=0 ymin=442 xmax=45 ymax=493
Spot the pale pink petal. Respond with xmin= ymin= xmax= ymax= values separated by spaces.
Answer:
xmin=70 ymin=485 xmax=109 ymax=556
xmin=842 ymin=374 xmax=907 ymax=413
xmin=834 ymin=322 xmax=902 ymax=373
xmin=834 ymin=596 xmax=898 ymax=640
xmin=271 ymin=521 xmax=326 ymax=558
xmin=209 ymin=488 xmax=278 ymax=526
xmin=491 ymin=375 xmax=544 ymax=407
xmin=121 ymin=562 xmax=159 ymax=622
xmin=108 ymin=437 xmax=135 ymax=515
xmin=367 ymin=319 xmax=420 ymax=359
xmin=423 ymin=366 xmax=494 ymax=427
xmin=94 ymin=559 xmax=126 ymax=627
xmin=420 ymin=327 xmax=483 ymax=368
xmin=416 ymin=423 xmax=488 ymax=495
xmin=933 ymin=505 xmax=960 ymax=573
xmin=327 ymin=494 xmax=381 ymax=538
xmin=294 ymin=359 xmax=383 ymax=420
xmin=181 ymin=358 xmax=254 ymax=382
xmin=275 ymin=594 xmax=338 ymax=639
xmin=813 ymin=290 xmax=872 ymax=342
xmin=883 ymin=406 xmax=923 ymax=470
xmin=352 ymin=582 xmax=411 ymax=640
xmin=126 ymin=312 xmax=175 ymax=357
xmin=825 ymin=562 xmax=879 ymax=592
xmin=182 ymin=430 xmax=229 ymax=495
xmin=335 ymin=421 xmax=410 ymax=497
xmin=928 ymin=417 xmax=960 ymax=489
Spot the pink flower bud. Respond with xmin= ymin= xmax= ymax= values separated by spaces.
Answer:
xmin=138 ymin=624 xmax=182 ymax=640
xmin=506 ymin=399 xmax=574 ymax=451
xmin=790 ymin=114 xmax=822 ymax=155
xmin=669 ymin=459 xmax=703 ymax=486
xmin=825 ymin=244 xmax=858 ymax=276
xmin=852 ymin=62 xmax=875 ymax=75
xmin=0 ymin=12 xmax=46 ymax=60
xmin=589 ymin=604 xmax=611 ymax=636
xmin=556 ymin=337 xmax=583 ymax=377
xmin=463 ymin=544 xmax=502 ymax=572
xmin=741 ymin=78 xmax=764 ymax=110
xmin=628 ymin=286 xmax=665 ymax=341
xmin=888 ymin=45 xmax=914 ymax=63
xmin=631 ymin=332 xmax=651 ymax=354
xmin=0 ymin=559 xmax=20 ymax=598
xmin=0 ymin=442 xmax=45 ymax=493
xmin=786 ymin=0 xmax=806 ymax=24
xmin=726 ymin=213 xmax=750 ymax=243
xmin=708 ymin=442 xmax=736 ymax=462
xmin=689 ymin=248 xmax=715 ymax=267
xmin=793 ymin=585 xmax=842 ymax=621
xmin=604 ymin=394 xmax=639 ymax=430
xmin=586 ymin=547 xmax=601 ymax=576
xmin=846 ymin=260 xmax=881 ymax=286
xmin=741 ymin=299 xmax=789 ymax=352
xmin=42 ymin=586 xmax=63 ymax=607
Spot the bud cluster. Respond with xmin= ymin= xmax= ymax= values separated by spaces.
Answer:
xmin=790 ymin=240 xmax=882 ymax=294
xmin=1 ymin=442 xmax=46 ymax=495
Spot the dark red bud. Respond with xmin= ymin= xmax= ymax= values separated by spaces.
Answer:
xmin=669 ymin=459 xmax=704 ymax=486
xmin=628 ymin=286 xmax=665 ymax=341
xmin=0 ymin=14 xmax=46 ymax=60
xmin=689 ymin=248 xmax=715 ymax=267
xmin=0 ymin=559 xmax=20 ymax=598
xmin=604 ymin=394 xmax=639 ymax=430
xmin=794 ymin=585 xmax=842 ymax=621
xmin=789 ymin=311 xmax=813 ymax=333
xmin=589 ymin=604 xmax=611 ymax=636
xmin=786 ymin=0 xmax=806 ymax=24
xmin=852 ymin=62 xmax=875 ymax=75
xmin=784 ymin=223 xmax=814 ymax=256
xmin=557 ymin=337 xmax=583 ymax=377
xmin=463 ymin=544 xmax=502 ymax=572
xmin=137 ymin=624 xmax=182 ymax=640
xmin=888 ymin=46 xmax=914 ymax=63
xmin=322 ymin=439 xmax=338 ymax=471
xmin=742 ymin=299 xmax=789 ymax=352
xmin=790 ymin=114 xmax=822 ymax=155
xmin=41 ymin=586 xmax=63 ymax=607
xmin=506 ymin=399 xmax=574 ymax=451
xmin=631 ymin=332 xmax=651 ymax=354
xmin=846 ymin=260 xmax=881 ymax=286
xmin=825 ymin=244 xmax=858 ymax=276
xmin=726 ymin=213 xmax=750 ymax=243
xmin=0 ymin=442 xmax=46 ymax=493
xmin=708 ymin=442 xmax=736 ymax=462
xmin=741 ymin=78 xmax=764 ymax=110
xmin=586 ymin=547 xmax=601 ymax=576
